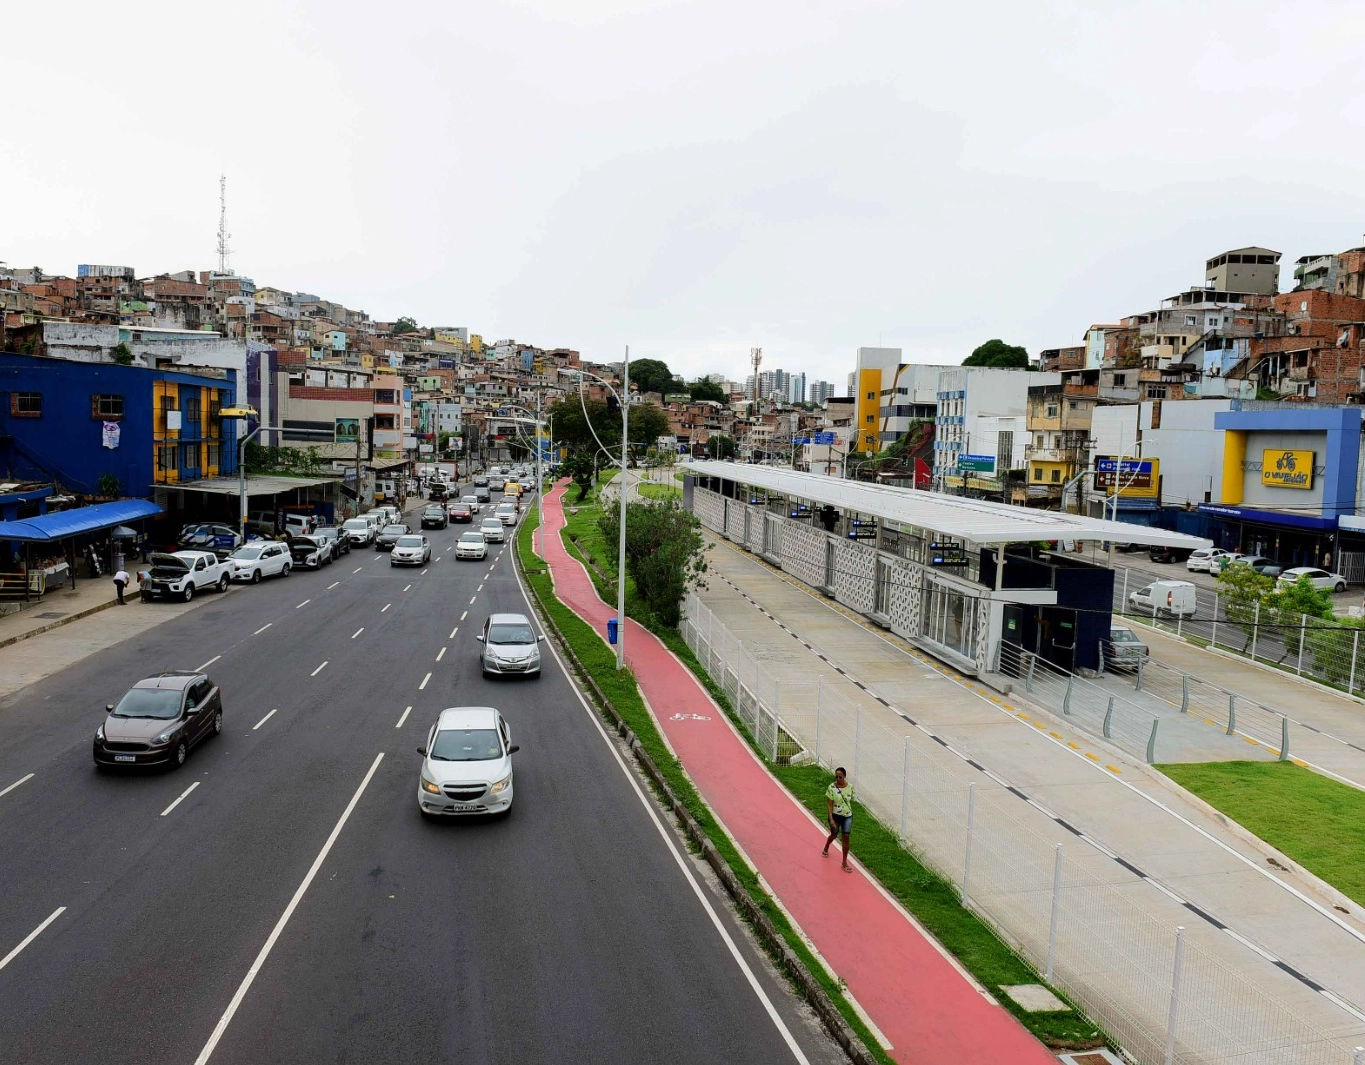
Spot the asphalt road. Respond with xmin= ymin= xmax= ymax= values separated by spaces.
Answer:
xmin=0 ymin=494 xmax=840 ymax=1065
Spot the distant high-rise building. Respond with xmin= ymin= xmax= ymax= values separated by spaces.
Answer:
xmin=787 ymin=372 xmax=806 ymax=404
xmin=808 ymin=380 xmax=836 ymax=404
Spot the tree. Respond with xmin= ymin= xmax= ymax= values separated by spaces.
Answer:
xmin=599 ymin=497 xmax=707 ymax=627
xmin=560 ymin=448 xmax=597 ymax=502
xmin=628 ymin=358 xmax=675 ymax=397
xmin=962 ymin=339 xmax=1029 ymax=368
xmin=546 ymin=396 xmax=621 ymax=457
xmin=627 ymin=403 xmax=670 ymax=459
xmin=391 ymin=316 xmax=420 ymax=335
xmin=707 ymin=434 xmax=736 ymax=460
xmin=1214 ymin=565 xmax=1275 ymax=651
xmin=688 ymin=377 xmax=727 ymax=403
xmin=111 ymin=342 xmax=134 ymax=365
xmin=1269 ymin=574 xmax=1334 ymax=624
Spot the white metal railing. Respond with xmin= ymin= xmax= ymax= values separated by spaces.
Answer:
xmin=681 ymin=593 xmax=1362 ymax=1065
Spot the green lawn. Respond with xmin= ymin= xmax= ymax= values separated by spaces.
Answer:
xmin=637 ymin=482 xmax=681 ymax=501
xmin=1158 ymin=760 xmax=1365 ymax=905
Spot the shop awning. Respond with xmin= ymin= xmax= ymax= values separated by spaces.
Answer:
xmin=0 ymin=500 xmax=162 ymax=542
xmin=154 ymin=475 xmax=336 ymax=497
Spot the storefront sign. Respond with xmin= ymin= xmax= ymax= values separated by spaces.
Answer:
xmin=334 ymin=417 xmax=360 ymax=444
xmin=1262 ymin=449 xmax=1314 ymax=490
xmin=101 ymin=421 xmax=121 ymax=449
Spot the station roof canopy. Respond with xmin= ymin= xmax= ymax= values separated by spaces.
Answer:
xmin=684 ymin=461 xmax=1212 ymax=550
xmin=0 ymin=499 xmax=162 ymax=542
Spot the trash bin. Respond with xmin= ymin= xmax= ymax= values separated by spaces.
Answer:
xmin=607 ymin=618 xmax=619 ymax=645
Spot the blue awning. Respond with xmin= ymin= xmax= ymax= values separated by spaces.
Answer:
xmin=0 ymin=500 xmax=162 ymax=542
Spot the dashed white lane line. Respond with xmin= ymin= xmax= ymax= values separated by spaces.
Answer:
xmin=253 ymin=623 xmax=272 ymax=635
xmin=295 ymin=599 xmax=310 ymax=609
xmin=351 ymin=628 xmax=364 ymax=639
xmin=160 ymin=781 xmax=200 ymax=817
xmin=0 ymin=773 xmax=34 ymax=800
xmin=395 ymin=706 xmax=411 ymax=729
xmin=353 ymin=567 xmax=363 ymax=574
xmin=191 ymin=753 xmax=384 ymax=1065
xmin=449 ymin=626 xmax=459 ymax=638
xmin=436 ymin=647 xmax=446 ymax=662
xmin=421 ymin=569 xmax=428 ymax=575
xmin=196 ymin=656 xmax=221 ymax=672
xmin=0 ymin=907 xmax=65 ymax=973
xmin=381 ymin=604 xmax=391 ymax=613
xmin=403 ymin=584 xmax=412 ymax=593
xmin=460 ymin=611 xmax=468 ymax=621
xmin=469 ymin=596 xmax=477 ymax=605
xmin=477 ymin=584 xmax=484 ymax=592
xmin=419 ymin=672 xmax=431 ymax=690
xmin=328 ymin=581 xmax=340 ymax=590
xmin=311 ymin=661 xmax=328 ymax=677
xmin=252 ymin=709 xmax=278 ymax=731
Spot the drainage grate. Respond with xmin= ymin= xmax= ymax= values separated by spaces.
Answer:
xmin=32 ymin=612 xmax=68 ymax=620
xmin=1058 ymin=1051 xmax=1123 ymax=1065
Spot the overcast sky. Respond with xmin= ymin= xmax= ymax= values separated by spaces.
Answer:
xmin=5 ymin=1 xmax=1365 ymax=386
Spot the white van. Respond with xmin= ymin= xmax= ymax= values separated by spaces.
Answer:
xmin=1129 ymin=579 xmax=1197 ymax=617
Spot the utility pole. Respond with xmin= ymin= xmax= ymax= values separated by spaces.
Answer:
xmin=354 ymin=424 xmax=364 ymax=516
xmin=617 ymin=346 xmax=630 ymax=671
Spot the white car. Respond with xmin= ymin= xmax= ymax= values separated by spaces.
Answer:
xmin=1186 ymin=548 xmax=1230 ymax=573
xmin=1277 ymin=567 xmax=1348 ymax=593
xmin=227 ymin=542 xmax=291 ymax=583
xmin=455 ymin=531 xmax=488 ymax=560
xmin=146 ymin=551 xmax=232 ymax=602
xmin=461 ymin=494 xmax=481 ymax=515
xmin=495 ymin=503 xmax=519 ymax=527
xmin=342 ymin=517 xmax=375 ymax=545
xmin=480 ymin=518 xmax=506 ymax=544
xmin=417 ymin=706 xmax=519 ymax=818
xmin=390 ymin=534 xmax=431 ymax=566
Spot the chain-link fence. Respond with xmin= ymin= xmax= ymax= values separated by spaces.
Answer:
xmin=681 ymin=593 xmax=1363 ymax=1065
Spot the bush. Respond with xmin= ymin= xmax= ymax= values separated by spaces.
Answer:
xmin=598 ymin=498 xmax=707 ymax=627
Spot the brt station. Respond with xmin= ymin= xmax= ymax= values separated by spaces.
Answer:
xmin=680 ymin=461 xmax=1210 ymax=678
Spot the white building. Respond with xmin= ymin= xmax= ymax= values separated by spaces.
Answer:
xmin=933 ymin=367 xmax=1059 ymax=487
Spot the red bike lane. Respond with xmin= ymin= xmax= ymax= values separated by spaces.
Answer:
xmin=534 ymin=480 xmax=1057 ymax=1064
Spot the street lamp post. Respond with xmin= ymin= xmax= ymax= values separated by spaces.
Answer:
xmin=1106 ymin=439 xmax=1145 ymax=568
xmin=219 ymin=406 xmax=331 ymax=543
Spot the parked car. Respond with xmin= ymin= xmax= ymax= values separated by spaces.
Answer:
xmin=314 ymin=525 xmax=351 ymax=556
xmin=369 ymin=506 xmax=399 ymax=527
xmin=178 ymin=523 xmax=243 ymax=557
xmin=1186 ymin=548 xmax=1231 ymax=573
xmin=416 ymin=706 xmax=519 ymax=818
xmin=1129 ymin=579 xmax=1197 ymax=617
xmin=146 ymin=551 xmax=232 ymax=602
xmin=1251 ymin=559 xmax=1283 ymax=578
xmin=461 ymin=494 xmax=481 ymax=515
xmin=1105 ymin=624 xmax=1149 ymax=670
xmin=455 ymin=531 xmax=487 ymax=560
xmin=1227 ymin=554 xmax=1275 ymax=573
xmin=342 ymin=517 xmax=376 ymax=546
xmin=94 ymin=671 xmax=223 ymax=770
xmin=480 ymin=518 xmax=506 ymax=544
xmin=420 ymin=505 xmax=448 ymax=530
xmin=289 ymin=535 xmax=331 ymax=569
xmin=1277 ymin=567 xmax=1348 ymax=593
xmin=391 ymin=534 xmax=431 ymax=567
xmin=448 ymin=501 xmax=473 ymax=523
xmin=375 ymin=523 xmax=410 ymax=551
xmin=474 ymin=486 xmax=492 ymax=504
xmin=428 ymin=482 xmax=448 ymax=501
xmin=495 ymin=502 xmax=519 ymax=527
xmin=227 ymin=541 xmax=292 ymax=583
xmin=476 ymin=613 xmax=544 ymax=677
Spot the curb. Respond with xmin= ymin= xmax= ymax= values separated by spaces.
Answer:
xmin=0 ymin=596 xmax=120 ymax=651
xmin=517 ymin=523 xmax=879 ymax=1065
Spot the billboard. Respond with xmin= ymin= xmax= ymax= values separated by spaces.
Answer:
xmin=1095 ymin=456 xmax=1156 ymax=494
xmin=1262 ymin=449 xmax=1314 ymax=490
xmin=334 ymin=417 xmax=360 ymax=444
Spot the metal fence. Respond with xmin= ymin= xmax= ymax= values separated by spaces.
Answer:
xmin=680 ymin=593 xmax=1363 ymax=1065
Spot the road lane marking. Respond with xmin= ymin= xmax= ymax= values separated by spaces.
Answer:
xmin=252 ymin=709 xmax=278 ymax=731
xmin=436 ymin=647 xmax=446 ymax=662
xmin=381 ymin=604 xmax=391 ymax=612
xmin=0 ymin=773 xmax=34 ymax=799
xmin=403 ymin=584 xmax=412 ymax=592
xmin=478 ymin=584 xmax=484 ymax=592
xmin=196 ymin=656 xmax=221 ymax=671
xmin=469 ymin=596 xmax=476 ymax=605
xmin=460 ymin=610 xmax=468 ymax=621
xmin=296 ymin=599 xmax=310 ymax=609
xmin=0 ymin=907 xmax=65 ymax=973
xmin=396 ymin=706 xmax=411 ymax=728
xmin=160 ymin=781 xmax=200 ymax=817
xmin=253 ymin=623 xmax=272 ymax=635
xmin=311 ymin=661 xmax=328 ymax=677
xmin=421 ymin=569 xmax=428 ymax=575
xmin=192 ymin=753 xmax=384 ymax=1065
xmin=419 ymin=672 xmax=431 ymax=690
xmin=353 ymin=567 xmax=363 ymax=574
xmin=449 ymin=626 xmax=459 ymax=638
xmin=328 ymin=581 xmax=340 ymax=590
xmin=352 ymin=628 xmax=364 ymax=639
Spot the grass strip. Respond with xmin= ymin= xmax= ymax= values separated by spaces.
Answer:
xmin=1157 ymin=760 xmax=1365 ymax=906
xmin=517 ymin=502 xmax=887 ymax=1065
xmin=637 ymin=482 xmax=682 ymax=501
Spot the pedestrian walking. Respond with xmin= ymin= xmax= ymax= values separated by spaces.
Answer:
xmin=822 ymin=766 xmax=855 ymax=872
xmin=112 ymin=567 xmax=130 ymax=605
xmin=137 ymin=568 xmax=151 ymax=602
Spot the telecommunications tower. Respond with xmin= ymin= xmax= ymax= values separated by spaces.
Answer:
xmin=216 ymin=174 xmax=232 ymax=274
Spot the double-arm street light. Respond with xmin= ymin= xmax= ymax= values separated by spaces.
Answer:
xmin=502 ymin=393 xmax=547 ymax=519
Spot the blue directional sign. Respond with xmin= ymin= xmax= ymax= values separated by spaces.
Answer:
xmin=814 ymin=432 xmax=836 ymax=445
xmin=794 ymin=437 xmax=812 ymax=445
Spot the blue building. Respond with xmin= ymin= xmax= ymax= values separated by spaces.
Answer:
xmin=0 ymin=352 xmax=238 ymax=499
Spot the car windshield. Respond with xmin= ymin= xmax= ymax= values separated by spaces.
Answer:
xmin=382 ymin=525 xmax=407 ymax=534
xmin=230 ymin=546 xmax=264 ymax=560
xmin=460 ymin=533 xmax=485 ymax=543
xmin=488 ymin=623 xmax=535 ymax=645
xmin=343 ymin=519 xmax=368 ymax=530
xmin=424 ymin=507 xmax=443 ymax=514
xmin=396 ymin=536 xmax=424 ymax=548
xmin=430 ymin=728 xmax=503 ymax=761
xmin=112 ymin=687 xmax=184 ymax=720
xmin=1111 ymin=629 xmax=1140 ymax=643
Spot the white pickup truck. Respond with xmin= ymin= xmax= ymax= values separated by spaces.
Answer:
xmin=146 ymin=550 xmax=233 ymax=602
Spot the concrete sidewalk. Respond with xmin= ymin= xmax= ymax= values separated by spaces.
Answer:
xmin=697 ymin=532 xmax=1365 ymax=1054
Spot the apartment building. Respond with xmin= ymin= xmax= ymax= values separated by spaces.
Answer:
xmin=933 ymin=367 xmax=1058 ymax=490
xmin=1024 ymin=379 xmax=1096 ymax=507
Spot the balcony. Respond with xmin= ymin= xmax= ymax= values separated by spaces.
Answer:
xmin=1026 ymin=446 xmax=1086 ymax=463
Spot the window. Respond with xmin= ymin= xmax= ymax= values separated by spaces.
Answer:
xmin=156 ymin=445 xmax=176 ymax=471
xmin=375 ymin=389 xmax=397 ymax=404
xmin=9 ymin=391 xmax=42 ymax=418
xmin=866 ymin=392 xmax=875 ymax=401
xmin=1046 ymin=404 xmax=1058 ymax=418
xmin=373 ymin=414 xmax=397 ymax=430
xmin=90 ymin=394 xmax=124 ymax=419
xmin=866 ymin=414 xmax=875 ymax=423
xmin=1034 ymin=467 xmax=1043 ymax=481
xmin=206 ymin=443 xmax=221 ymax=468
xmin=1051 ymin=468 xmax=1061 ymax=482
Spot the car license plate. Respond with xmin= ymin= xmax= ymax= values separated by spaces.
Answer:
xmin=114 ymin=754 xmax=136 ymax=763
xmin=450 ymin=803 xmax=480 ymax=812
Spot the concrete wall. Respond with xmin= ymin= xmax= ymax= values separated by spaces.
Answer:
xmin=1139 ymin=399 xmax=1229 ymax=507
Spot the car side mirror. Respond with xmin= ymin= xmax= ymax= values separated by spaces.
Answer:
xmin=186 ymin=704 xmax=199 ymax=714
xmin=537 ymin=635 xmax=545 ymax=642
xmin=475 ymin=635 xmax=484 ymax=642
xmin=508 ymin=744 xmax=520 ymax=754
xmin=417 ymin=747 xmax=427 ymax=756
xmin=105 ymin=704 xmax=114 ymax=712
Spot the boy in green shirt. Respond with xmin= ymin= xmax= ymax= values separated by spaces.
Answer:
xmin=822 ymin=767 xmax=855 ymax=872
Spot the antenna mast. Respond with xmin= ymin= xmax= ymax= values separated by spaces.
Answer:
xmin=216 ymin=174 xmax=232 ymax=274
xmin=750 ymin=346 xmax=763 ymax=411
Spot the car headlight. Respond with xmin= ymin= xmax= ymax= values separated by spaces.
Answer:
xmin=490 ymin=774 xmax=511 ymax=795
xmin=95 ymin=723 xmax=105 ymax=742
xmin=421 ymin=774 xmax=442 ymax=795
xmin=152 ymin=726 xmax=179 ymax=745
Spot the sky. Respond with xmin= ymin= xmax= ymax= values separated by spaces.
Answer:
xmin=5 ymin=0 xmax=1365 ymax=387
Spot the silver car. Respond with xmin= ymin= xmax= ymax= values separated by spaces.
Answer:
xmin=390 ymin=534 xmax=431 ymax=567
xmin=477 ymin=613 xmax=543 ymax=676
xmin=417 ymin=706 xmax=518 ymax=818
